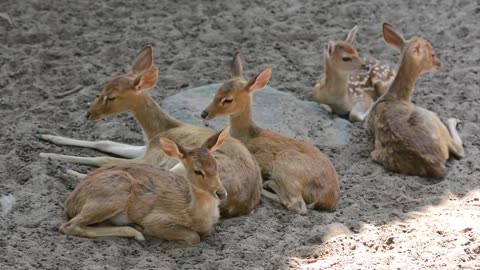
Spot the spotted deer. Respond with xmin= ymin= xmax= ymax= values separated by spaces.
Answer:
xmin=38 ymin=46 xmax=262 ymax=218
xmin=60 ymin=127 xmax=229 ymax=245
xmin=312 ymin=25 xmax=396 ymax=122
xmin=364 ymin=23 xmax=464 ymax=177
xmin=201 ymin=51 xmax=340 ymax=214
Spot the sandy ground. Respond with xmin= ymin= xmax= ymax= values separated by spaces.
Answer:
xmin=1 ymin=0 xmax=480 ymax=269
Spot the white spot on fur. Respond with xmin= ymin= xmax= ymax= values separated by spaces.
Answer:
xmin=360 ymin=87 xmax=374 ymax=91
xmin=349 ymin=76 xmax=369 ymax=86
xmin=1 ymin=194 xmax=16 ymax=216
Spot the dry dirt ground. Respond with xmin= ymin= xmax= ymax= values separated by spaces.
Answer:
xmin=1 ymin=0 xmax=480 ymax=269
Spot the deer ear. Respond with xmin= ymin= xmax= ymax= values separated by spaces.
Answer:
xmin=231 ymin=49 xmax=243 ymax=78
xmin=326 ymin=41 xmax=336 ymax=57
xmin=133 ymin=68 xmax=158 ymax=92
xmin=345 ymin=25 xmax=358 ymax=44
xmin=202 ymin=126 xmax=230 ymax=152
xmin=410 ymin=40 xmax=424 ymax=57
xmin=246 ymin=67 xmax=272 ymax=93
xmin=160 ymin=137 xmax=185 ymax=160
xmin=383 ymin=23 xmax=405 ymax=51
xmin=131 ymin=45 xmax=153 ymax=75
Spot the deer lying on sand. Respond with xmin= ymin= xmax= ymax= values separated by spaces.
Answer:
xmin=39 ymin=46 xmax=262 ymax=218
xmin=60 ymin=127 xmax=229 ymax=245
xmin=201 ymin=51 xmax=340 ymax=214
xmin=364 ymin=23 xmax=464 ymax=178
xmin=312 ymin=25 xmax=396 ymax=122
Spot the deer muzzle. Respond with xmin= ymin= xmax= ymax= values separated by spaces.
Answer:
xmin=215 ymin=190 xmax=227 ymax=200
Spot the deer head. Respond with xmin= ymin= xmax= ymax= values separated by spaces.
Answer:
xmin=86 ymin=46 xmax=159 ymax=120
xmin=159 ymin=126 xmax=230 ymax=200
xmin=382 ymin=22 xmax=441 ymax=75
xmin=324 ymin=26 xmax=369 ymax=74
xmin=201 ymin=51 xmax=272 ymax=120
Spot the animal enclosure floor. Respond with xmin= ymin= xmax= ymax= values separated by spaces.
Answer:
xmin=0 ymin=0 xmax=479 ymax=269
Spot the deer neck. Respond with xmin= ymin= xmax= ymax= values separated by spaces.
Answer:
xmin=131 ymin=94 xmax=181 ymax=142
xmin=382 ymin=55 xmax=421 ymax=102
xmin=229 ymin=96 xmax=261 ymax=142
xmin=189 ymin=180 xmax=219 ymax=223
xmin=184 ymin=176 xmax=201 ymax=216
xmin=323 ymin=61 xmax=350 ymax=98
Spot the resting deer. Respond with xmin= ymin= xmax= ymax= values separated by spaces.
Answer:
xmin=60 ymin=127 xmax=228 ymax=245
xmin=201 ymin=51 xmax=340 ymax=214
xmin=312 ymin=25 xmax=396 ymax=122
xmin=364 ymin=23 xmax=465 ymax=178
xmin=39 ymin=46 xmax=262 ymax=218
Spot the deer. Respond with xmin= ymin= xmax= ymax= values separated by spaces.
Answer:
xmin=38 ymin=46 xmax=262 ymax=218
xmin=364 ymin=23 xmax=465 ymax=178
xmin=312 ymin=25 xmax=396 ymax=122
xmin=200 ymin=50 xmax=340 ymax=214
xmin=59 ymin=127 xmax=229 ymax=245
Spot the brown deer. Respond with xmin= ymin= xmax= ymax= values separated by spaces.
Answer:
xmin=312 ymin=25 xmax=396 ymax=122
xmin=39 ymin=46 xmax=262 ymax=218
xmin=364 ymin=23 xmax=465 ymax=177
xmin=59 ymin=127 xmax=229 ymax=245
xmin=201 ymin=51 xmax=340 ymax=214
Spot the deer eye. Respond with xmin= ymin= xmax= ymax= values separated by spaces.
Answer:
xmin=104 ymin=96 xmax=116 ymax=104
xmin=222 ymin=99 xmax=233 ymax=105
xmin=342 ymin=57 xmax=352 ymax=62
xmin=193 ymin=170 xmax=204 ymax=176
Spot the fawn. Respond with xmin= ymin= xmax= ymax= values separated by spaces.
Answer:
xmin=201 ymin=51 xmax=340 ymax=214
xmin=39 ymin=46 xmax=262 ymax=218
xmin=312 ymin=25 xmax=396 ymax=122
xmin=364 ymin=23 xmax=464 ymax=177
xmin=60 ymin=127 xmax=229 ymax=245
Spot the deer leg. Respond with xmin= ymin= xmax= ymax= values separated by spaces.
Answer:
xmin=37 ymin=134 xmax=145 ymax=158
xmin=263 ymin=179 xmax=280 ymax=192
xmin=60 ymin=223 xmax=145 ymax=241
xmin=371 ymin=149 xmax=386 ymax=165
xmin=319 ymin=104 xmax=333 ymax=113
xmin=285 ymin=197 xmax=308 ymax=215
xmin=143 ymin=224 xmax=200 ymax=245
xmin=268 ymin=153 xmax=311 ymax=214
xmin=262 ymin=180 xmax=282 ymax=204
xmin=262 ymin=189 xmax=282 ymax=204
xmin=265 ymin=178 xmax=307 ymax=215
xmin=40 ymin=152 xmax=127 ymax=167
xmin=370 ymin=137 xmax=386 ymax=165
xmin=349 ymin=100 xmax=372 ymax=122
xmin=446 ymin=118 xmax=465 ymax=159
xmin=66 ymin=169 xmax=87 ymax=179
xmin=60 ymin=199 xmax=144 ymax=241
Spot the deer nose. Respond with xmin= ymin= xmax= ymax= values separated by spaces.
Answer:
xmin=216 ymin=190 xmax=227 ymax=200
xmin=85 ymin=112 xmax=91 ymax=119
xmin=361 ymin=64 xmax=370 ymax=71
xmin=201 ymin=111 xmax=209 ymax=119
